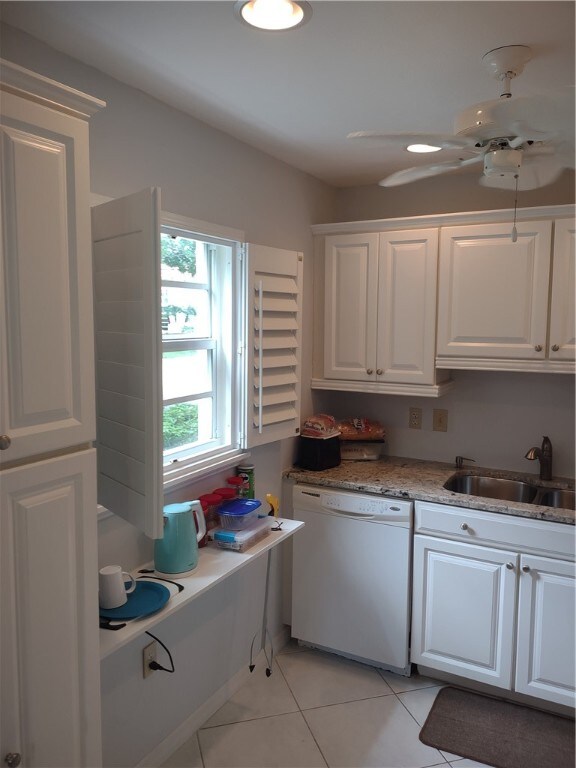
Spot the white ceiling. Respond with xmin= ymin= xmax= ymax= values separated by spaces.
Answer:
xmin=1 ymin=1 xmax=574 ymax=187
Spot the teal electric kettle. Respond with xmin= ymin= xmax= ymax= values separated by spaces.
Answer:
xmin=154 ymin=501 xmax=207 ymax=576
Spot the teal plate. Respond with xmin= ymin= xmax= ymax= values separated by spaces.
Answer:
xmin=99 ymin=580 xmax=170 ymax=620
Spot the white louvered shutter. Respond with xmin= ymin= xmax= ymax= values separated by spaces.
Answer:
xmin=92 ymin=188 xmax=164 ymax=539
xmin=244 ymin=244 xmax=303 ymax=448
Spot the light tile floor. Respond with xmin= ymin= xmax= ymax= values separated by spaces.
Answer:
xmin=163 ymin=641 xmax=491 ymax=768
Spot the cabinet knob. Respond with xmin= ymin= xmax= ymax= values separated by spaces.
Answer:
xmin=551 ymin=344 xmax=560 ymax=352
xmin=534 ymin=345 xmax=543 ymax=352
xmin=522 ymin=565 xmax=531 ymax=573
xmin=0 ymin=435 xmax=11 ymax=450
xmin=460 ymin=523 xmax=469 ymax=531
xmin=5 ymin=754 xmax=21 ymax=768
xmin=366 ymin=368 xmax=373 ymax=375
xmin=506 ymin=562 xmax=515 ymax=570
xmin=376 ymin=368 xmax=383 ymax=376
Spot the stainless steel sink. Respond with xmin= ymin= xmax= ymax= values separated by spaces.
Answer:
xmin=534 ymin=488 xmax=576 ymax=511
xmin=444 ymin=474 xmax=538 ymax=503
xmin=444 ymin=473 xmax=575 ymax=510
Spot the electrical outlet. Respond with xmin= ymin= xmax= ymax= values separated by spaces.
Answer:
xmin=409 ymin=407 xmax=422 ymax=430
xmin=433 ymin=408 xmax=448 ymax=432
xmin=143 ymin=641 xmax=157 ymax=678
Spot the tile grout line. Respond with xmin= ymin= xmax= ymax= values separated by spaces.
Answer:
xmin=274 ymin=652 xmax=330 ymax=768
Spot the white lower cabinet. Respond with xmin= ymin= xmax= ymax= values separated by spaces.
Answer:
xmin=411 ymin=502 xmax=576 ymax=708
xmin=515 ymin=554 xmax=576 ymax=706
xmin=0 ymin=450 xmax=101 ymax=767
xmin=412 ymin=536 xmax=517 ymax=689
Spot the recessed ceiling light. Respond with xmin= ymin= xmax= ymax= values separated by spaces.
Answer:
xmin=406 ymin=144 xmax=443 ymax=153
xmin=234 ymin=0 xmax=312 ymax=31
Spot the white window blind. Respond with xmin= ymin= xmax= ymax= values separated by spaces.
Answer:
xmin=245 ymin=244 xmax=303 ymax=448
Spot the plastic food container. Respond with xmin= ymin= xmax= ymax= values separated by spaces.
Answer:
xmin=213 ymin=487 xmax=237 ymax=502
xmin=218 ymin=498 xmax=262 ymax=530
xmin=340 ymin=441 xmax=385 ymax=461
xmin=212 ymin=517 xmax=271 ymax=552
xmin=226 ymin=476 xmax=245 ymax=497
xmin=198 ymin=493 xmax=223 ymax=547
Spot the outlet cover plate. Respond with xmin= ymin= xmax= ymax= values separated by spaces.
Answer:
xmin=433 ymin=409 xmax=448 ymax=432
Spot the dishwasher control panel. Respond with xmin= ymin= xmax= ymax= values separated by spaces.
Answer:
xmin=294 ymin=485 xmax=412 ymax=523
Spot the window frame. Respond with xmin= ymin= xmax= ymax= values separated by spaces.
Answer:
xmin=160 ymin=212 xmax=247 ymax=490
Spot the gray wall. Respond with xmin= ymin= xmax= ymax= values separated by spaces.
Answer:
xmin=334 ymin=169 xmax=575 ymax=222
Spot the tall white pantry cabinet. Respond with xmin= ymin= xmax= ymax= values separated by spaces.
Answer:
xmin=0 ymin=60 xmax=105 ymax=767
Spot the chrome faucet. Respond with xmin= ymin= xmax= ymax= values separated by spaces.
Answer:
xmin=455 ymin=456 xmax=476 ymax=470
xmin=524 ymin=436 xmax=553 ymax=481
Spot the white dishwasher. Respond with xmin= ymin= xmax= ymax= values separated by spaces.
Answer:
xmin=291 ymin=484 xmax=413 ymax=675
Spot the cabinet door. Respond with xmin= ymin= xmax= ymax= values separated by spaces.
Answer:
xmin=377 ymin=229 xmax=438 ymax=383
xmin=411 ymin=535 xmax=517 ymax=688
xmin=437 ymin=221 xmax=552 ymax=360
xmin=0 ymin=93 xmax=96 ymax=464
xmin=548 ymin=218 xmax=575 ymax=362
xmin=515 ymin=554 xmax=575 ymax=707
xmin=0 ymin=450 xmax=101 ymax=767
xmin=324 ymin=233 xmax=379 ymax=380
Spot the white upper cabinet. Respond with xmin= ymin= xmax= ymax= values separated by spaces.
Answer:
xmin=377 ymin=229 xmax=439 ymax=384
xmin=0 ymin=60 xmax=105 ymax=464
xmin=437 ymin=221 xmax=552 ymax=362
xmin=548 ymin=218 xmax=575 ymax=362
xmin=323 ymin=233 xmax=379 ymax=381
xmin=320 ymin=229 xmax=450 ymax=396
xmin=436 ymin=218 xmax=574 ymax=371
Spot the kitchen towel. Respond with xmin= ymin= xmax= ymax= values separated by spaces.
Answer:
xmin=419 ymin=686 xmax=575 ymax=768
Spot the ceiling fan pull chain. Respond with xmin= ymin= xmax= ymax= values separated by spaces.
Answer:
xmin=511 ymin=174 xmax=519 ymax=243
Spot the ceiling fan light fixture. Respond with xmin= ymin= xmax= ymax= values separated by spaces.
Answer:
xmin=235 ymin=0 xmax=311 ymax=30
xmin=483 ymin=148 xmax=522 ymax=177
xmin=406 ymin=143 xmax=442 ymax=153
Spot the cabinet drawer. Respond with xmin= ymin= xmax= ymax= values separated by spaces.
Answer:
xmin=415 ymin=501 xmax=575 ymax=560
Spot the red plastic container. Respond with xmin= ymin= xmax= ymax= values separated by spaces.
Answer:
xmin=198 ymin=492 xmax=223 ymax=546
xmin=213 ymin=487 xmax=237 ymax=501
xmin=226 ymin=476 xmax=245 ymax=497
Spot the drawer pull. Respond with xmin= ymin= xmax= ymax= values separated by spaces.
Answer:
xmin=506 ymin=562 xmax=515 ymax=571
xmin=460 ymin=523 xmax=469 ymax=531
xmin=522 ymin=565 xmax=531 ymax=573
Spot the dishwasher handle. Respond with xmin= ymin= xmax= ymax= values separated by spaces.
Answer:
xmin=320 ymin=506 xmax=378 ymax=520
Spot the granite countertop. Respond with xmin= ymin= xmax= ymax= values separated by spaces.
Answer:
xmin=284 ymin=456 xmax=576 ymax=525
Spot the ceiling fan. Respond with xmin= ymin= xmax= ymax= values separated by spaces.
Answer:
xmin=348 ymin=45 xmax=575 ymax=190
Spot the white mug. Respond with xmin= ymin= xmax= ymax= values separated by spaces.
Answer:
xmin=99 ymin=565 xmax=136 ymax=609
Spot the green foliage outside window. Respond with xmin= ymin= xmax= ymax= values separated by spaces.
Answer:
xmin=162 ymin=235 xmax=200 ymax=451
xmin=163 ymin=402 xmax=199 ymax=450
xmin=161 ymin=235 xmax=197 ymax=276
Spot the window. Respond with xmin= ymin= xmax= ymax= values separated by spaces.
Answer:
xmin=160 ymin=218 xmax=244 ymax=486
xmin=92 ymin=188 xmax=302 ymax=539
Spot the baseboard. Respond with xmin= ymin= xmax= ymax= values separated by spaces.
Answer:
xmin=137 ymin=625 xmax=291 ymax=767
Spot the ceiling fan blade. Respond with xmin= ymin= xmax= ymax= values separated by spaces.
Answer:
xmin=479 ymin=155 xmax=565 ymax=191
xmin=379 ymin=154 xmax=484 ymax=187
xmin=347 ymin=131 xmax=479 ymax=151
xmin=490 ymin=86 xmax=575 ymax=143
